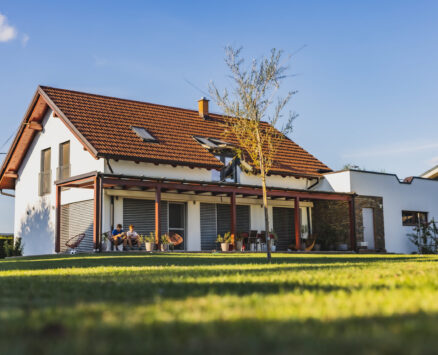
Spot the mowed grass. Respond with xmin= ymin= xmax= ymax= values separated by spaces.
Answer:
xmin=1 ymin=253 xmax=438 ymax=355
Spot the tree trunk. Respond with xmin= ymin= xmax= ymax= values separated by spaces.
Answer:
xmin=261 ymin=171 xmax=271 ymax=263
xmin=255 ymin=126 xmax=271 ymax=263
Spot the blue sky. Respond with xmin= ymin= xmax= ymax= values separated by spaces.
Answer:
xmin=1 ymin=0 xmax=438 ymax=232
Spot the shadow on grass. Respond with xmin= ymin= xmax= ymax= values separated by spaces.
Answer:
xmin=1 ymin=311 xmax=438 ymax=355
xmin=0 ymin=253 xmax=434 ymax=271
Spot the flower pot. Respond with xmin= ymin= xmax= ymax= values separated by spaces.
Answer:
xmin=236 ymin=241 xmax=243 ymax=252
xmin=221 ymin=242 xmax=230 ymax=252
xmin=145 ymin=242 xmax=154 ymax=252
xmin=161 ymin=244 xmax=169 ymax=252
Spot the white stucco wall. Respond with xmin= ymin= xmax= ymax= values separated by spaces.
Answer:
xmin=240 ymin=172 xmax=312 ymax=190
xmin=321 ymin=170 xmax=438 ymax=254
xmin=14 ymin=110 xmax=103 ymax=255
xmin=107 ymin=160 xmax=212 ymax=181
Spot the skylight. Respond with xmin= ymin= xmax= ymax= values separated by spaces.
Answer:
xmin=132 ymin=126 xmax=157 ymax=142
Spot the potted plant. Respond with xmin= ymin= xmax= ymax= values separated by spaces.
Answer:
xmin=217 ymin=232 xmax=231 ymax=252
xmin=101 ymin=232 xmax=111 ymax=251
xmin=235 ymin=233 xmax=244 ymax=252
xmin=143 ymin=232 xmax=155 ymax=252
xmin=160 ymin=234 xmax=171 ymax=251
xmin=268 ymin=231 xmax=278 ymax=252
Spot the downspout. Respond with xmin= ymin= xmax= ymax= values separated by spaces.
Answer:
xmin=105 ymin=158 xmax=114 ymax=174
xmin=0 ymin=190 xmax=15 ymax=198
xmin=307 ymin=177 xmax=320 ymax=190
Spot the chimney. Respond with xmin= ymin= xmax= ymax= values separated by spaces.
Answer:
xmin=198 ymin=97 xmax=209 ymax=118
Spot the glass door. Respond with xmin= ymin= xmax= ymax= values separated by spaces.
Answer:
xmin=168 ymin=203 xmax=186 ymax=250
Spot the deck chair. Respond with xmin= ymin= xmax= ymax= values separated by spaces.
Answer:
xmin=65 ymin=233 xmax=85 ymax=255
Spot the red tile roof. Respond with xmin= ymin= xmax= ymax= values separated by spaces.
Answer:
xmin=40 ymin=86 xmax=331 ymax=177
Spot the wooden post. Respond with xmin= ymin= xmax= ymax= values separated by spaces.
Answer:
xmin=349 ymin=196 xmax=357 ymax=251
xmin=230 ymin=192 xmax=237 ymax=246
xmin=294 ymin=196 xmax=301 ymax=250
xmin=155 ymin=186 xmax=161 ymax=248
xmin=55 ymin=185 xmax=61 ymax=253
xmin=93 ymin=176 xmax=101 ymax=250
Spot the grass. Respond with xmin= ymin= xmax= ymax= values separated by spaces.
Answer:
xmin=1 ymin=253 xmax=438 ymax=354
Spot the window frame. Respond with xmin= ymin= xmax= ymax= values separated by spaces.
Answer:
xmin=131 ymin=126 xmax=157 ymax=142
xmin=402 ymin=210 xmax=428 ymax=226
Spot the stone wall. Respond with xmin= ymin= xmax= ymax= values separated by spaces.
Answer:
xmin=354 ymin=195 xmax=385 ymax=251
xmin=311 ymin=195 xmax=385 ymax=251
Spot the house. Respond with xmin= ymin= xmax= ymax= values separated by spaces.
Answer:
xmin=316 ymin=169 xmax=438 ymax=254
xmin=1 ymin=86 xmax=377 ymax=255
xmin=421 ymin=165 xmax=438 ymax=180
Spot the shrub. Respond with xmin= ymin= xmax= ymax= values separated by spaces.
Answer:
xmin=407 ymin=219 xmax=438 ymax=254
xmin=0 ymin=235 xmax=14 ymax=259
xmin=3 ymin=237 xmax=23 ymax=258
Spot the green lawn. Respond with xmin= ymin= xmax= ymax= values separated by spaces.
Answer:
xmin=1 ymin=253 xmax=438 ymax=354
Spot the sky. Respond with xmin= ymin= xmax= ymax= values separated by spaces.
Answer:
xmin=0 ymin=0 xmax=438 ymax=232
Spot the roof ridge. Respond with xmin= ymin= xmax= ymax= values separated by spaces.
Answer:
xmin=39 ymin=85 xmax=226 ymax=118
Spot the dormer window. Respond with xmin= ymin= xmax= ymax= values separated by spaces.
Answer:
xmin=132 ymin=126 xmax=157 ymax=142
xmin=194 ymin=136 xmax=234 ymax=149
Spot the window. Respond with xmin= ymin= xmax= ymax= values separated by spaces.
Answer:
xmin=39 ymin=148 xmax=51 ymax=196
xmin=194 ymin=136 xmax=233 ymax=149
xmin=58 ymin=141 xmax=70 ymax=179
xmin=212 ymin=154 xmax=237 ymax=183
xmin=131 ymin=126 xmax=157 ymax=142
xmin=402 ymin=211 xmax=428 ymax=226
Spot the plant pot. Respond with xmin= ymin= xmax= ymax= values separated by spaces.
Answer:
xmin=145 ymin=242 xmax=154 ymax=252
xmin=337 ymin=243 xmax=348 ymax=251
xmin=236 ymin=241 xmax=243 ymax=251
xmin=161 ymin=244 xmax=169 ymax=252
xmin=221 ymin=242 xmax=230 ymax=252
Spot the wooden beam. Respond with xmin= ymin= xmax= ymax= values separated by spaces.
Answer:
xmin=349 ymin=197 xmax=357 ymax=251
xmin=230 ymin=192 xmax=236 ymax=246
xmin=294 ymin=197 xmax=301 ymax=250
xmin=55 ymin=185 xmax=61 ymax=253
xmin=28 ymin=122 xmax=43 ymax=131
xmin=155 ymin=187 xmax=161 ymax=247
xmin=100 ymin=177 xmax=353 ymax=201
xmin=93 ymin=176 xmax=101 ymax=250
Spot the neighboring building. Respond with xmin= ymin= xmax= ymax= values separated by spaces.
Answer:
xmin=0 ymin=86 xmax=361 ymax=255
xmin=421 ymin=165 xmax=438 ymax=180
xmin=317 ymin=169 xmax=438 ymax=254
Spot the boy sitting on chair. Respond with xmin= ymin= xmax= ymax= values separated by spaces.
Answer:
xmin=111 ymin=224 xmax=125 ymax=251
xmin=125 ymin=225 xmax=140 ymax=250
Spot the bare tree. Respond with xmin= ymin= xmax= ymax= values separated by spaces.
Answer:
xmin=210 ymin=46 xmax=296 ymax=262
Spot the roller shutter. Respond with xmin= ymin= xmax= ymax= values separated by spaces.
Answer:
xmin=60 ymin=200 xmax=94 ymax=252
xmin=200 ymin=203 xmax=217 ymax=251
xmin=123 ymin=198 xmax=168 ymax=235
xmin=273 ymin=207 xmax=295 ymax=251
xmin=217 ymin=204 xmax=250 ymax=236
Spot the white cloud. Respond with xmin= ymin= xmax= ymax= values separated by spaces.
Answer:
xmin=0 ymin=13 xmax=17 ymax=42
xmin=21 ymin=33 xmax=29 ymax=47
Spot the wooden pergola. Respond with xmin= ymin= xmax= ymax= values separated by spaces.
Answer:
xmin=54 ymin=171 xmax=357 ymax=252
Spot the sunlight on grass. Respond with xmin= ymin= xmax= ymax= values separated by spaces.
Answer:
xmin=1 ymin=253 xmax=438 ymax=354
